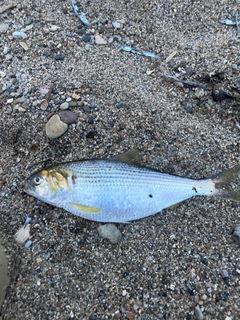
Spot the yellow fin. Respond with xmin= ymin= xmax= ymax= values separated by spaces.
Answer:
xmin=68 ymin=202 xmax=101 ymax=213
xmin=109 ymin=149 xmax=142 ymax=167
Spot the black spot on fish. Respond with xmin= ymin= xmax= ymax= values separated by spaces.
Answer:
xmin=192 ymin=187 xmax=197 ymax=193
xmin=72 ymin=175 xmax=77 ymax=184
xmin=149 ymin=194 xmax=153 ymax=198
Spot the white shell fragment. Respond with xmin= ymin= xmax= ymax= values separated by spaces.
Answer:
xmin=14 ymin=224 xmax=31 ymax=244
xmin=97 ymin=224 xmax=122 ymax=244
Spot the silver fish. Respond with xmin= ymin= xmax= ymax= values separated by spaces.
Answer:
xmin=24 ymin=150 xmax=240 ymax=223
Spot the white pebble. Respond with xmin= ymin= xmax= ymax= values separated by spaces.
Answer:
xmin=60 ymin=102 xmax=69 ymax=110
xmin=97 ymin=223 xmax=122 ymax=244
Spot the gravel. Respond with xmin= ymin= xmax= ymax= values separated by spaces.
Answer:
xmin=0 ymin=0 xmax=240 ymax=319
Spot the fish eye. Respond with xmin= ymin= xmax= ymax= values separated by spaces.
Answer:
xmin=34 ymin=176 xmax=42 ymax=185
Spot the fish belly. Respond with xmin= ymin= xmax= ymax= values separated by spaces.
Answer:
xmin=61 ymin=161 xmax=213 ymax=222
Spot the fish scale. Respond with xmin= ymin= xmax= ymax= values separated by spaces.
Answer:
xmin=24 ymin=150 xmax=240 ymax=223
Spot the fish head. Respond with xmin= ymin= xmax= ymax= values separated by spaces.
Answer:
xmin=24 ymin=168 xmax=71 ymax=203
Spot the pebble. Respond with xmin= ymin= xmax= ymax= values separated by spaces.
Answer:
xmin=14 ymin=225 xmax=31 ymax=244
xmin=54 ymin=54 xmax=64 ymax=61
xmin=117 ymin=102 xmax=123 ymax=109
xmin=6 ymin=98 xmax=14 ymax=104
xmin=88 ymin=117 xmax=94 ymax=124
xmin=50 ymin=25 xmax=59 ymax=31
xmin=58 ymin=110 xmax=77 ymax=124
xmin=69 ymin=101 xmax=77 ymax=107
xmin=82 ymin=35 xmax=92 ymax=42
xmin=39 ymin=99 xmax=48 ymax=111
xmin=3 ymin=46 xmax=8 ymax=54
xmin=184 ymin=104 xmax=193 ymax=113
xmin=221 ymin=269 xmax=229 ymax=278
xmin=60 ymin=102 xmax=69 ymax=110
xmin=25 ymin=18 xmax=33 ymax=25
xmin=24 ymin=240 xmax=33 ymax=248
xmin=39 ymin=83 xmax=54 ymax=100
xmin=82 ymin=105 xmax=91 ymax=113
xmin=12 ymin=31 xmax=28 ymax=39
xmin=112 ymin=21 xmax=122 ymax=29
xmin=72 ymin=93 xmax=81 ymax=100
xmin=45 ymin=115 xmax=68 ymax=139
xmin=66 ymin=97 xmax=72 ymax=102
xmin=97 ymin=224 xmax=122 ymax=244
xmin=95 ymin=34 xmax=107 ymax=45
xmin=195 ymin=306 xmax=204 ymax=320
xmin=232 ymin=63 xmax=237 ymax=70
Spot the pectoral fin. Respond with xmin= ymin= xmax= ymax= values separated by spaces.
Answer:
xmin=68 ymin=202 xmax=101 ymax=213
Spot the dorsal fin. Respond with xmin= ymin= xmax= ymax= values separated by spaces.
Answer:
xmin=108 ymin=149 xmax=142 ymax=167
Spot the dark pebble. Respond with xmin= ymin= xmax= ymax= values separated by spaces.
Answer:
xmin=82 ymin=105 xmax=91 ymax=113
xmin=89 ymin=314 xmax=97 ymax=320
xmin=117 ymin=102 xmax=123 ymax=109
xmin=76 ymin=28 xmax=85 ymax=35
xmin=184 ymin=104 xmax=193 ymax=113
xmin=82 ymin=35 xmax=91 ymax=42
xmin=25 ymin=17 xmax=33 ymax=25
xmin=86 ymin=130 xmax=97 ymax=138
xmin=151 ymin=109 xmax=157 ymax=114
xmin=54 ymin=54 xmax=64 ymax=61
xmin=52 ymin=89 xmax=59 ymax=94
xmin=187 ymin=288 xmax=194 ymax=296
xmin=58 ymin=110 xmax=77 ymax=124
xmin=89 ymin=103 xmax=97 ymax=109
xmin=232 ymin=225 xmax=240 ymax=244
xmin=88 ymin=117 xmax=94 ymax=124
xmin=113 ymin=36 xmax=120 ymax=42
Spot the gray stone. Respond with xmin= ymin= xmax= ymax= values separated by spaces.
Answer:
xmin=58 ymin=110 xmax=77 ymax=124
xmin=195 ymin=306 xmax=203 ymax=320
xmin=60 ymin=102 xmax=69 ymax=110
xmin=97 ymin=224 xmax=122 ymax=244
xmin=46 ymin=115 xmax=68 ymax=139
xmin=95 ymin=34 xmax=107 ymax=45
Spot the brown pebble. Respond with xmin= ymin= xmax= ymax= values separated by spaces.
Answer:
xmin=126 ymin=311 xmax=137 ymax=320
xmin=58 ymin=110 xmax=77 ymax=124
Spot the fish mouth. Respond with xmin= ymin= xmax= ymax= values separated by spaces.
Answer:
xmin=23 ymin=179 xmax=34 ymax=195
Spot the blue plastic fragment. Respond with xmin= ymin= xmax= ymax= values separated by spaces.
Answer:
xmin=24 ymin=240 xmax=32 ymax=248
xmin=24 ymin=216 xmax=31 ymax=229
xmin=71 ymin=0 xmax=91 ymax=28
xmin=219 ymin=19 xmax=236 ymax=25
xmin=120 ymin=45 xmax=160 ymax=59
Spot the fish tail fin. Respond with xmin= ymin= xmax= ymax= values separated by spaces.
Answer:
xmin=211 ymin=164 xmax=240 ymax=202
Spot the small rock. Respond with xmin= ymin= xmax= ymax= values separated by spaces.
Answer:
xmin=117 ymin=102 xmax=123 ymax=109
xmin=12 ymin=31 xmax=28 ymax=39
xmin=82 ymin=105 xmax=91 ymax=113
xmin=58 ymin=110 xmax=77 ymax=124
xmin=95 ymin=34 xmax=107 ymax=45
xmin=15 ymin=224 xmax=31 ymax=244
xmin=69 ymin=101 xmax=77 ymax=107
xmin=184 ymin=104 xmax=193 ymax=113
xmin=82 ymin=35 xmax=92 ymax=42
xmin=195 ymin=306 xmax=203 ymax=320
xmin=72 ymin=93 xmax=81 ymax=100
xmin=25 ymin=18 xmax=33 ymax=25
xmin=46 ymin=115 xmax=68 ymax=139
xmin=39 ymin=99 xmax=48 ymax=111
xmin=232 ymin=63 xmax=238 ymax=70
xmin=42 ymin=28 xmax=49 ymax=34
xmin=6 ymin=98 xmax=14 ymax=104
xmin=3 ymin=46 xmax=8 ymax=54
xmin=185 ymin=67 xmax=194 ymax=76
xmin=66 ymin=97 xmax=72 ymax=102
xmin=126 ymin=311 xmax=136 ymax=320
xmin=88 ymin=117 xmax=94 ymax=124
xmin=112 ymin=21 xmax=122 ymax=29
xmin=54 ymin=54 xmax=64 ymax=61
xmin=232 ymin=225 xmax=240 ymax=244
xmin=97 ymin=224 xmax=122 ymax=244
xmin=19 ymin=42 xmax=29 ymax=51
xmin=221 ymin=269 xmax=229 ymax=278
xmin=60 ymin=102 xmax=69 ymax=110
xmin=50 ymin=25 xmax=59 ymax=31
